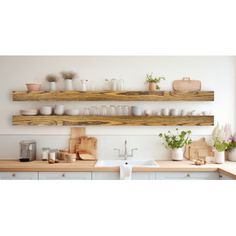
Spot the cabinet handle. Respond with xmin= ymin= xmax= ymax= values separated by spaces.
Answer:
xmin=12 ymin=173 xmax=16 ymax=177
xmin=186 ymin=174 xmax=191 ymax=177
xmin=62 ymin=174 xmax=65 ymax=177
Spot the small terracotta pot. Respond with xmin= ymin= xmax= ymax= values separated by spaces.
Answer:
xmin=148 ymin=82 xmax=156 ymax=91
xmin=26 ymin=83 xmax=42 ymax=92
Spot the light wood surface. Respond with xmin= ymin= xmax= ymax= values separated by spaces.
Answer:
xmin=12 ymin=115 xmax=214 ymax=126
xmin=0 ymin=160 xmax=236 ymax=178
xmin=12 ymin=91 xmax=215 ymax=101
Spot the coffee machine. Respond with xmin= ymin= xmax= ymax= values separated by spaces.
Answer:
xmin=19 ymin=140 xmax=37 ymax=162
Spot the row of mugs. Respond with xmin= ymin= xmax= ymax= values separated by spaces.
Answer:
xmin=131 ymin=107 xmax=212 ymax=116
xmin=20 ymin=105 xmax=212 ymax=117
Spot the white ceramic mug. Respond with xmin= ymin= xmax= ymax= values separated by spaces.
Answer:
xmin=54 ymin=105 xmax=65 ymax=115
xmin=40 ymin=106 xmax=52 ymax=115
xmin=162 ymin=108 xmax=169 ymax=116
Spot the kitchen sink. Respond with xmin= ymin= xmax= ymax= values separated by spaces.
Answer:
xmin=95 ymin=160 xmax=159 ymax=167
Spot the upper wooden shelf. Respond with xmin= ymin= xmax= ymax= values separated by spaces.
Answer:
xmin=12 ymin=91 xmax=214 ymax=101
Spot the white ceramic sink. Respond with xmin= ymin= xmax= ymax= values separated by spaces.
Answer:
xmin=95 ymin=160 xmax=159 ymax=167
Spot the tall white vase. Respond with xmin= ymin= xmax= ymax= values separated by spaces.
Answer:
xmin=64 ymin=79 xmax=73 ymax=91
xmin=214 ymin=151 xmax=225 ymax=164
xmin=49 ymin=82 xmax=56 ymax=91
xmin=171 ymin=148 xmax=183 ymax=161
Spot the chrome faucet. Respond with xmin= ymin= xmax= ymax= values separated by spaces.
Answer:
xmin=114 ymin=140 xmax=138 ymax=160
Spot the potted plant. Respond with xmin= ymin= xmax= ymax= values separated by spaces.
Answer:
xmin=46 ymin=74 xmax=58 ymax=91
xmin=210 ymin=123 xmax=231 ymax=164
xmin=222 ymin=125 xmax=236 ymax=162
xmin=145 ymin=73 xmax=165 ymax=91
xmin=61 ymin=71 xmax=78 ymax=91
xmin=159 ymin=129 xmax=192 ymax=161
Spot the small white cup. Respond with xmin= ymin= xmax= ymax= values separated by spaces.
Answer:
xmin=40 ymin=106 xmax=52 ymax=115
xmin=162 ymin=108 xmax=169 ymax=116
xmin=54 ymin=105 xmax=65 ymax=115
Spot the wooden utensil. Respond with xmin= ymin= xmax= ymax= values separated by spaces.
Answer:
xmin=68 ymin=127 xmax=86 ymax=153
xmin=184 ymin=138 xmax=213 ymax=160
xmin=75 ymin=136 xmax=97 ymax=160
xmin=70 ymin=127 xmax=86 ymax=139
xmin=173 ymin=78 xmax=201 ymax=92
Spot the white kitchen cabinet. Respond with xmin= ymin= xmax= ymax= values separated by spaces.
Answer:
xmin=132 ymin=172 xmax=156 ymax=180
xmin=156 ymin=172 xmax=219 ymax=180
xmin=0 ymin=172 xmax=38 ymax=180
xmin=219 ymin=173 xmax=234 ymax=180
xmin=92 ymin=172 xmax=120 ymax=180
xmin=38 ymin=172 xmax=91 ymax=180
xmin=92 ymin=172 xmax=156 ymax=180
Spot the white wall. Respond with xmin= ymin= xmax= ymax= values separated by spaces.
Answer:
xmin=0 ymin=56 xmax=235 ymax=160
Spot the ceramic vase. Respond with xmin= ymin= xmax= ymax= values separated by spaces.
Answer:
xmin=64 ymin=79 xmax=73 ymax=91
xmin=214 ymin=151 xmax=225 ymax=164
xmin=228 ymin=149 xmax=236 ymax=162
xmin=171 ymin=148 xmax=183 ymax=161
xmin=49 ymin=82 xmax=56 ymax=91
xmin=148 ymin=82 xmax=156 ymax=92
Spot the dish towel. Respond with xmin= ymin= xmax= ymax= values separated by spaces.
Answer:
xmin=120 ymin=163 xmax=132 ymax=180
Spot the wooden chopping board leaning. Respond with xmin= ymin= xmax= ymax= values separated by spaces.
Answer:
xmin=75 ymin=136 xmax=97 ymax=160
xmin=184 ymin=138 xmax=214 ymax=161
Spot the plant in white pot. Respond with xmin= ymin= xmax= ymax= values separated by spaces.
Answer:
xmin=210 ymin=123 xmax=231 ymax=164
xmin=61 ymin=71 xmax=78 ymax=91
xmin=159 ymin=129 xmax=192 ymax=161
xmin=224 ymin=126 xmax=236 ymax=162
xmin=46 ymin=74 xmax=58 ymax=91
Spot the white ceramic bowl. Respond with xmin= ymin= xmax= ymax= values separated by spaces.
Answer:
xmin=65 ymin=109 xmax=79 ymax=116
xmin=40 ymin=106 xmax=53 ymax=115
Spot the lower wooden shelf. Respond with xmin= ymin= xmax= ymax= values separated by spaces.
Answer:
xmin=12 ymin=115 xmax=214 ymax=126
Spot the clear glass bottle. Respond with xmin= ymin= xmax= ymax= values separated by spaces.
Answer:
xmin=117 ymin=79 xmax=124 ymax=91
xmin=111 ymin=79 xmax=117 ymax=91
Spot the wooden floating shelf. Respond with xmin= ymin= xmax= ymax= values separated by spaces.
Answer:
xmin=12 ymin=91 xmax=214 ymax=101
xmin=12 ymin=115 xmax=214 ymax=126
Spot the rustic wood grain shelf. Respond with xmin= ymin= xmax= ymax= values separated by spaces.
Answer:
xmin=12 ymin=115 xmax=214 ymax=126
xmin=12 ymin=91 xmax=214 ymax=101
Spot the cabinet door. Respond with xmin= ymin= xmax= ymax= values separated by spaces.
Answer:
xmin=38 ymin=172 xmax=91 ymax=180
xmin=132 ymin=172 xmax=156 ymax=180
xmin=0 ymin=172 xmax=38 ymax=180
xmin=157 ymin=172 xmax=219 ymax=180
xmin=219 ymin=173 xmax=234 ymax=180
xmin=92 ymin=172 xmax=120 ymax=180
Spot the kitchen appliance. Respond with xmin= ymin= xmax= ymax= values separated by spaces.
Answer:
xmin=19 ymin=140 xmax=37 ymax=162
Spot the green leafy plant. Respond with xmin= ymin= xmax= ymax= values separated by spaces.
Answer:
xmin=145 ymin=73 xmax=165 ymax=90
xmin=159 ymin=129 xmax=192 ymax=149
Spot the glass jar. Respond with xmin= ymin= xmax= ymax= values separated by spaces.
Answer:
xmin=100 ymin=105 xmax=108 ymax=116
xmin=109 ymin=105 xmax=116 ymax=116
xmin=104 ymin=79 xmax=111 ymax=91
xmin=117 ymin=79 xmax=124 ymax=91
xmin=111 ymin=79 xmax=117 ymax=91
xmin=41 ymin=148 xmax=50 ymax=161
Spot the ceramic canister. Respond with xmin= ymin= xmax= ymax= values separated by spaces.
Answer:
xmin=54 ymin=105 xmax=65 ymax=115
xmin=131 ymin=106 xmax=142 ymax=116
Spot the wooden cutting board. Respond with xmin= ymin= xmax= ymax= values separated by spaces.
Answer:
xmin=75 ymin=136 xmax=97 ymax=160
xmin=69 ymin=127 xmax=86 ymax=153
xmin=184 ymin=138 xmax=213 ymax=160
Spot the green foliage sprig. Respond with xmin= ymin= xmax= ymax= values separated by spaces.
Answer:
xmin=145 ymin=73 xmax=165 ymax=83
xmin=159 ymin=128 xmax=192 ymax=149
